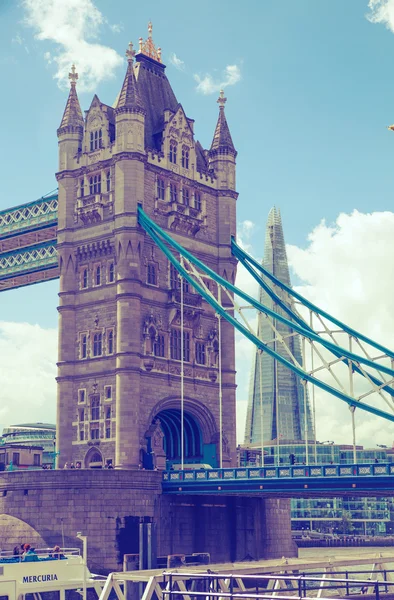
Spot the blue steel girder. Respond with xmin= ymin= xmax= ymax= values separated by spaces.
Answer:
xmin=162 ymin=464 xmax=394 ymax=497
xmin=0 ymin=194 xmax=59 ymax=291
xmin=0 ymin=194 xmax=58 ymax=239
xmin=0 ymin=240 xmax=58 ymax=291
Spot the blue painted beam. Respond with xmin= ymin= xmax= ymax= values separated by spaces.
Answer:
xmin=0 ymin=194 xmax=58 ymax=239
xmin=162 ymin=464 xmax=394 ymax=496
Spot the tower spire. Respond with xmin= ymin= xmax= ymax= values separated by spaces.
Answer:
xmin=209 ymin=90 xmax=236 ymax=156
xmin=116 ymin=41 xmax=145 ymax=113
xmin=137 ymin=22 xmax=162 ymax=63
xmin=57 ymin=64 xmax=84 ymax=134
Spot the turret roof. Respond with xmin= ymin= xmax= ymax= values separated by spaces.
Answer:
xmin=116 ymin=42 xmax=145 ymax=113
xmin=58 ymin=65 xmax=84 ymax=132
xmin=209 ymin=90 xmax=236 ymax=155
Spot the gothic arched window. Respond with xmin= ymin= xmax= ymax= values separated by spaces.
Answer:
xmin=108 ymin=262 xmax=114 ymax=283
xmin=169 ymin=141 xmax=177 ymax=164
xmin=93 ymin=333 xmax=102 ymax=357
xmin=108 ymin=330 xmax=114 ymax=354
xmin=95 ymin=265 xmax=101 ymax=286
xmin=181 ymin=147 xmax=189 ymax=169
xmin=91 ymin=397 xmax=100 ymax=421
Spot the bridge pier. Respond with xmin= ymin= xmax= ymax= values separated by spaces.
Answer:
xmin=0 ymin=471 xmax=297 ymax=572
xmin=157 ymin=495 xmax=297 ymax=562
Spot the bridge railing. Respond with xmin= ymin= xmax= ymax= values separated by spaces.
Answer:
xmin=163 ymin=463 xmax=394 ymax=482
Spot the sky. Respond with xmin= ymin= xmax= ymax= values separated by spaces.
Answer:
xmin=1 ymin=0 xmax=394 ymax=449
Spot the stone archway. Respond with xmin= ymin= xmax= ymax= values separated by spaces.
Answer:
xmin=146 ymin=397 xmax=219 ymax=467
xmin=0 ymin=514 xmax=47 ymax=551
xmin=84 ymin=446 xmax=103 ymax=468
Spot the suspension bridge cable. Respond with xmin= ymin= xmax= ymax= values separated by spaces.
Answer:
xmin=180 ymin=260 xmax=184 ymax=470
xmin=138 ymin=207 xmax=394 ymax=378
xmin=233 ymin=241 xmax=394 ymax=397
xmin=232 ymin=240 xmax=394 ymax=359
xmin=137 ymin=209 xmax=394 ymax=424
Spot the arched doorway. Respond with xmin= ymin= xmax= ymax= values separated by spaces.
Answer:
xmin=84 ymin=447 xmax=103 ymax=469
xmin=151 ymin=409 xmax=203 ymax=467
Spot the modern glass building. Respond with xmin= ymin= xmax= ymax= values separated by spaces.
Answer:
xmin=1 ymin=423 xmax=56 ymax=466
xmin=244 ymin=207 xmax=314 ymax=445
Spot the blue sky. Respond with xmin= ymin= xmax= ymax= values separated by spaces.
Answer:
xmin=1 ymin=0 xmax=394 ymax=445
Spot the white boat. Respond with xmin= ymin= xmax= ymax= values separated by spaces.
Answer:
xmin=0 ymin=548 xmax=105 ymax=600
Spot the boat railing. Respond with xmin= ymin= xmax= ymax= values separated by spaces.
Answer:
xmin=0 ymin=547 xmax=81 ymax=564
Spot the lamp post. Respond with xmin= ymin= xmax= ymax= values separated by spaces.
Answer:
xmin=76 ymin=532 xmax=87 ymax=600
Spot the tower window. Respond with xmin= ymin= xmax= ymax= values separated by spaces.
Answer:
xmin=170 ymin=329 xmax=181 ymax=361
xmin=80 ymin=178 xmax=85 ymax=198
xmin=105 ymin=406 xmax=111 ymax=419
xmin=91 ymin=397 xmax=100 ymax=421
xmin=105 ymin=427 xmax=111 ymax=439
xmin=170 ymin=183 xmax=178 ymax=203
xmin=80 ymin=430 xmax=85 ymax=441
xmin=170 ymin=263 xmax=179 ymax=289
xmin=95 ymin=265 xmax=101 ymax=286
xmin=147 ymin=263 xmax=157 ymax=285
xmin=106 ymin=171 xmax=111 ymax=192
xmin=195 ymin=342 xmax=206 ymax=365
xmin=157 ymin=178 xmax=165 ymax=200
xmin=82 ymin=268 xmax=88 ymax=289
xmin=81 ymin=334 xmax=88 ymax=359
xmin=154 ymin=334 xmax=165 ymax=358
xmin=182 ymin=279 xmax=189 ymax=293
xmin=93 ymin=333 xmax=102 ymax=357
xmin=182 ymin=187 xmax=190 ymax=206
xmin=105 ymin=385 xmax=112 ymax=400
xmin=91 ymin=129 xmax=102 ymax=151
xmin=108 ymin=262 xmax=115 ymax=283
xmin=78 ymin=389 xmax=86 ymax=403
xmin=80 ymin=408 xmax=85 ymax=422
xmin=169 ymin=141 xmax=177 ymax=164
xmin=91 ymin=427 xmax=100 ymax=440
xmin=89 ymin=174 xmax=101 ymax=195
xmin=194 ymin=192 xmax=201 ymax=211
xmin=183 ymin=331 xmax=190 ymax=362
xmin=170 ymin=330 xmax=190 ymax=362
xmin=107 ymin=330 xmax=114 ymax=354
xmin=181 ymin=148 xmax=189 ymax=169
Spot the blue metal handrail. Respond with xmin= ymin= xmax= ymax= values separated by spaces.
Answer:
xmin=163 ymin=462 xmax=394 ymax=483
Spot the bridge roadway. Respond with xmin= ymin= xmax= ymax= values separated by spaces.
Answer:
xmin=162 ymin=462 xmax=394 ymax=496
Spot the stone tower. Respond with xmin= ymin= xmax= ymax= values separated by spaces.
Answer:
xmin=244 ymin=207 xmax=314 ymax=444
xmin=56 ymin=25 xmax=238 ymax=469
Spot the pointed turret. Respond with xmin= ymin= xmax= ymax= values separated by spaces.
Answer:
xmin=209 ymin=91 xmax=236 ymax=156
xmin=115 ymin=42 xmax=146 ymax=154
xmin=116 ymin=42 xmax=145 ymax=114
xmin=57 ymin=65 xmax=84 ymax=171
xmin=57 ymin=65 xmax=84 ymax=135
xmin=208 ymin=91 xmax=236 ymax=191
xmin=244 ymin=207 xmax=314 ymax=447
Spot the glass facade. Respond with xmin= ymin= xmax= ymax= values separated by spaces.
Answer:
xmin=244 ymin=207 xmax=314 ymax=444
xmin=1 ymin=423 xmax=56 ymax=466
xmin=238 ymin=442 xmax=391 ymax=535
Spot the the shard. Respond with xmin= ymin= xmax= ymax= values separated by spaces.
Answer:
xmin=244 ymin=207 xmax=314 ymax=444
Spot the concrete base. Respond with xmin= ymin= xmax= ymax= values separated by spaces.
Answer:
xmin=0 ymin=471 xmax=297 ymax=572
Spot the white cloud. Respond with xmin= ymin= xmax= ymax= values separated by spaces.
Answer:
xmin=22 ymin=0 xmax=123 ymax=92
xmin=169 ymin=53 xmax=185 ymax=71
xmin=287 ymin=209 xmax=394 ymax=448
xmin=0 ymin=322 xmax=57 ymax=433
xmin=367 ymin=0 xmax=394 ymax=33
xmin=194 ymin=64 xmax=241 ymax=95
xmin=12 ymin=33 xmax=29 ymax=54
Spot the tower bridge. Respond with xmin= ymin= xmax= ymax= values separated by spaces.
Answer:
xmin=1 ymin=23 xmax=394 ymax=570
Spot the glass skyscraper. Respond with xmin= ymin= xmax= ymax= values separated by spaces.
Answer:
xmin=244 ymin=207 xmax=314 ymax=444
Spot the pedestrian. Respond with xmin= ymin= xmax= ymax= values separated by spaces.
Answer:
xmin=13 ymin=546 xmax=20 ymax=556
